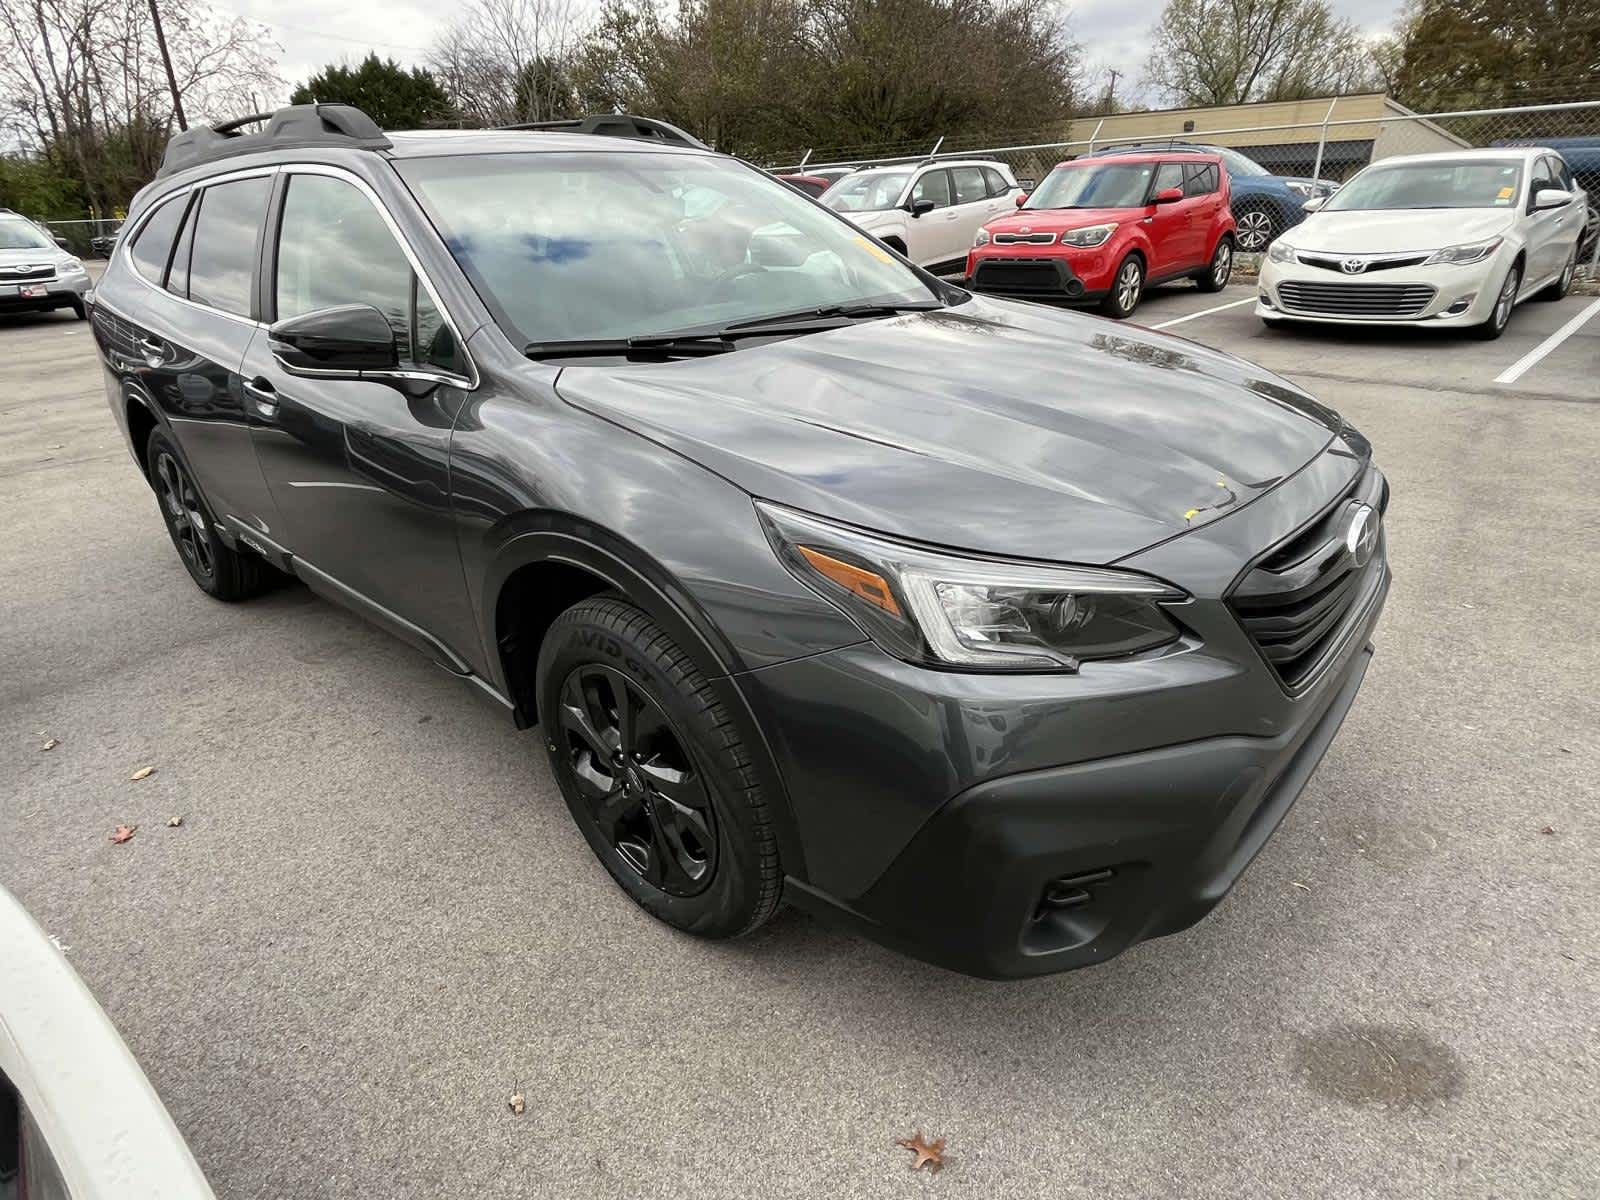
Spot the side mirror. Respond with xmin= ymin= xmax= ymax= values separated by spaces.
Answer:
xmin=1534 ymin=186 xmax=1574 ymax=210
xmin=1301 ymin=195 xmax=1325 ymax=213
xmin=268 ymin=304 xmax=397 ymax=374
xmin=1014 ymin=193 xmax=1028 ymax=208
xmin=909 ymin=198 xmax=936 ymax=217
xmin=1154 ymin=187 xmax=1183 ymax=204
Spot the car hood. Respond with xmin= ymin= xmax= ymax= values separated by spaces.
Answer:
xmin=553 ymin=297 xmax=1343 ymax=564
xmin=986 ymin=206 xmax=1142 ymax=233
xmin=0 ymin=245 xmax=68 ymax=267
xmin=1289 ymin=208 xmax=1513 ymax=254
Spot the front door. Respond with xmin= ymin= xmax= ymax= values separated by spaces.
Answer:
xmin=1144 ymin=162 xmax=1189 ymax=277
xmin=242 ymin=168 xmax=481 ymax=673
xmin=906 ymin=168 xmax=959 ymax=267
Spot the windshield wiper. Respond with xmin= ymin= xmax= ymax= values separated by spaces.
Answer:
xmin=720 ymin=300 xmax=944 ymax=335
xmin=524 ymin=333 xmax=734 ymax=362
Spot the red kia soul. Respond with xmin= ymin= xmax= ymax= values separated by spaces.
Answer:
xmin=966 ymin=152 xmax=1237 ymax=319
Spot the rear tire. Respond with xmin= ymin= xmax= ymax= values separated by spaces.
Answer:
xmin=1099 ymin=254 xmax=1144 ymax=319
xmin=1196 ymin=236 xmax=1234 ymax=293
xmin=537 ymin=597 xmax=783 ymax=939
xmin=1537 ymin=245 xmax=1577 ymax=300
xmin=145 ymin=430 xmax=271 ymax=601
xmin=1471 ymin=262 xmax=1521 ymax=341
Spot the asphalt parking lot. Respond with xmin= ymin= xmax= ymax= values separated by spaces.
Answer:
xmin=3 ymin=276 xmax=1598 ymax=1199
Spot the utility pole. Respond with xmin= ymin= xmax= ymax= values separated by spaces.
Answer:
xmin=148 ymin=0 xmax=187 ymax=131
xmin=1105 ymin=68 xmax=1123 ymax=112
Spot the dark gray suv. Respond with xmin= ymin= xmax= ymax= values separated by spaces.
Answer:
xmin=90 ymin=105 xmax=1389 ymax=978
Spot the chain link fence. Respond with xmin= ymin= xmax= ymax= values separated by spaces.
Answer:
xmin=31 ymin=217 xmax=123 ymax=259
xmin=772 ymin=99 xmax=1600 ymax=275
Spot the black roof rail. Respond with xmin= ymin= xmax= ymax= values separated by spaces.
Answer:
xmin=158 ymin=103 xmax=392 ymax=178
xmin=494 ymin=113 xmax=709 ymax=150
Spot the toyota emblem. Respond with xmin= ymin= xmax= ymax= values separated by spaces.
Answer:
xmin=1340 ymin=257 xmax=1368 ymax=274
xmin=1345 ymin=504 xmax=1380 ymax=567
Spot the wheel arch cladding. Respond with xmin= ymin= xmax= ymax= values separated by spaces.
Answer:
xmin=485 ymin=517 xmax=814 ymax=885
xmin=125 ymin=394 xmax=158 ymax=480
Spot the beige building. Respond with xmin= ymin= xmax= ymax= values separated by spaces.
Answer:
xmin=1060 ymin=93 xmax=1468 ymax=180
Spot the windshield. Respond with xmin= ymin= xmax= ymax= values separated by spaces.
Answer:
xmin=398 ymin=152 xmax=935 ymax=346
xmin=1025 ymin=162 xmax=1155 ymax=209
xmin=1324 ymin=161 xmax=1523 ymax=211
xmin=822 ymin=170 xmax=911 ymax=212
xmin=0 ymin=219 xmax=55 ymax=251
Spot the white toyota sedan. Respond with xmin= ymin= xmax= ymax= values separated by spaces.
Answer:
xmin=1257 ymin=148 xmax=1585 ymax=339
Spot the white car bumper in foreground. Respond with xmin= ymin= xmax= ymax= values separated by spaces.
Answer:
xmin=1257 ymin=247 xmax=1515 ymax=327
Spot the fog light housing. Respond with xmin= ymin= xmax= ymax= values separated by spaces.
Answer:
xmin=1442 ymin=294 xmax=1475 ymax=316
xmin=1259 ymin=290 xmax=1276 ymax=310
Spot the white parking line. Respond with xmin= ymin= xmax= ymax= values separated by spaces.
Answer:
xmin=1149 ymin=296 xmax=1257 ymax=330
xmin=1494 ymin=297 xmax=1600 ymax=385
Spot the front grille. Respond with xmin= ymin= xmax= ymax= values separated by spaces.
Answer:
xmin=1276 ymin=280 xmax=1435 ymax=317
xmin=0 ymin=265 xmax=54 ymax=281
xmin=994 ymin=231 xmax=1057 ymax=245
xmin=970 ymin=258 xmax=1075 ymax=295
xmin=1229 ymin=474 xmax=1388 ymax=691
xmin=1296 ymin=252 xmax=1430 ymax=273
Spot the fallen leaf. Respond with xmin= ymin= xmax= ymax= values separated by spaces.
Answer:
xmin=109 ymin=824 xmax=137 ymax=844
xmin=896 ymin=1132 xmax=945 ymax=1173
xmin=130 ymin=765 xmax=156 ymax=781
xmin=1290 ymin=880 xmax=1312 ymax=891
xmin=508 ymin=1092 xmax=526 ymax=1115
xmin=167 ymin=814 xmax=184 ymax=827
xmin=1540 ymin=825 xmax=1556 ymax=835
xmin=40 ymin=737 xmax=59 ymax=751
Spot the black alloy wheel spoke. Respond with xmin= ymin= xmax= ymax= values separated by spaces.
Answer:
xmin=555 ymin=663 xmax=716 ymax=897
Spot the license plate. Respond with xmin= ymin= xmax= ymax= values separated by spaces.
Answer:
xmin=19 ymin=285 xmax=46 ymax=298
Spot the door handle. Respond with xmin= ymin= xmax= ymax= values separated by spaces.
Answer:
xmin=136 ymin=336 xmax=163 ymax=362
xmin=243 ymin=377 xmax=278 ymax=419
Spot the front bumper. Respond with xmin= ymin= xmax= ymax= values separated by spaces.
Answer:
xmin=0 ymin=273 xmax=89 ymax=313
xmin=966 ymin=245 xmax=1117 ymax=300
xmin=742 ymin=452 xmax=1389 ymax=978
xmin=1257 ymin=250 xmax=1507 ymax=325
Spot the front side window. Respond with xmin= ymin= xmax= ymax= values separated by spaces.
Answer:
xmin=1325 ymin=161 xmax=1524 ymax=211
xmin=398 ymin=151 xmax=936 ymax=346
xmin=186 ymin=176 xmax=271 ymax=316
xmin=1153 ymin=163 xmax=1184 ymax=195
xmin=910 ymin=170 xmax=953 ymax=209
xmin=127 ymin=197 xmax=185 ymax=282
xmin=821 ymin=170 xmax=911 ymax=213
xmin=275 ymin=173 xmax=462 ymax=374
xmin=1024 ymin=162 xmax=1157 ymax=210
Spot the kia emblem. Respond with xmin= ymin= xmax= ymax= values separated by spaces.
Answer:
xmin=1018 ymin=226 xmax=1031 ymax=234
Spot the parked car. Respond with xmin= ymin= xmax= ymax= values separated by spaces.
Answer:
xmin=821 ymin=158 xmax=1020 ymax=272
xmin=806 ymin=166 xmax=856 ymax=187
xmin=91 ymin=225 xmax=122 ymax=256
xmin=2 ymin=883 xmax=217 ymax=1199
xmin=1091 ymin=142 xmax=1337 ymax=252
xmin=0 ymin=211 xmax=92 ymax=318
xmin=93 ymin=103 xmax=1388 ymax=979
xmin=773 ymin=172 xmax=832 ymax=198
xmin=966 ymin=151 xmax=1237 ymax=317
xmin=1493 ymin=137 xmax=1600 ymax=258
xmin=1258 ymin=148 xmax=1583 ymax=339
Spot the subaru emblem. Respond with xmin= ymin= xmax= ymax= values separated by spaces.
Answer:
xmin=1345 ymin=504 xmax=1379 ymax=567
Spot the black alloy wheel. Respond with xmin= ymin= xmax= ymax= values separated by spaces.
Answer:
xmin=555 ymin=662 xmax=717 ymax=897
xmin=154 ymin=448 xmax=215 ymax=582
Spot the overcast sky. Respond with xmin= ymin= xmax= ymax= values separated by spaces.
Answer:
xmin=225 ymin=0 xmax=1408 ymax=110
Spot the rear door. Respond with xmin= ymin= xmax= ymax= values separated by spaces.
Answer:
xmin=1144 ymin=162 xmax=1188 ymax=277
xmin=241 ymin=166 xmax=481 ymax=670
xmin=947 ymin=166 xmax=999 ymax=266
xmin=92 ymin=171 xmax=282 ymax=534
xmin=1180 ymin=161 xmax=1224 ymax=266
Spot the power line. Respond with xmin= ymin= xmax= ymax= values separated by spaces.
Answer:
xmin=208 ymin=4 xmax=434 ymax=54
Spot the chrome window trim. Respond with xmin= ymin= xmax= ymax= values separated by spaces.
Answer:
xmin=275 ymin=163 xmax=479 ymax=390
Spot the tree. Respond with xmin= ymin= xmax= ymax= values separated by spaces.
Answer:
xmin=429 ymin=0 xmax=587 ymax=126
xmin=1386 ymin=0 xmax=1600 ymax=111
xmin=1143 ymin=0 xmax=1377 ymax=107
xmin=0 ymin=152 xmax=82 ymax=215
xmin=291 ymin=54 xmax=453 ymax=129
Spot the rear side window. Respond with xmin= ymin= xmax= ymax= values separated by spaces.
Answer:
xmin=982 ymin=167 xmax=1011 ymax=197
xmin=950 ymin=166 xmax=987 ymax=205
xmin=186 ymin=176 xmax=271 ymax=317
xmin=167 ymin=196 xmax=197 ymax=298
xmin=1182 ymin=163 xmax=1219 ymax=196
xmin=128 ymin=196 xmax=185 ymax=283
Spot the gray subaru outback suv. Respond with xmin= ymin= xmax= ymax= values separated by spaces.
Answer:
xmin=89 ymin=105 xmax=1389 ymax=978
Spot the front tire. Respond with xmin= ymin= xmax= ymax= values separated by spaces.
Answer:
xmin=1233 ymin=203 xmax=1279 ymax=253
xmin=1471 ymin=261 xmax=1521 ymax=341
xmin=1538 ymin=245 xmax=1577 ymax=300
xmin=1099 ymin=254 xmax=1144 ymax=319
xmin=537 ymin=597 xmax=782 ymax=939
xmin=145 ymin=430 xmax=270 ymax=600
xmin=1197 ymin=236 xmax=1234 ymax=293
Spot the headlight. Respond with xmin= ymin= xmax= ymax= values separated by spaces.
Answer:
xmin=974 ymin=227 xmax=990 ymax=247
xmin=1423 ymin=238 xmax=1502 ymax=266
xmin=1284 ymin=181 xmax=1314 ymax=198
xmin=60 ymin=257 xmax=87 ymax=273
xmin=1059 ymin=223 xmax=1117 ymax=248
xmin=759 ymin=502 xmax=1185 ymax=671
xmin=1266 ymin=240 xmax=1296 ymax=263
